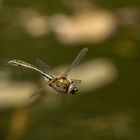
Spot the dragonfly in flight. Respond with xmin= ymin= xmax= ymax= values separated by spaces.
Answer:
xmin=8 ymin=48 xmax=88 ymax=97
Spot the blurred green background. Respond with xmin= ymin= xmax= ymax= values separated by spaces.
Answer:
xmin=0 ymin=0 xmax=140 ymax=140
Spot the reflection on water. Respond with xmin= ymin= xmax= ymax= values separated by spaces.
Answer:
xmin=19 ymin=9 xmax=49 ymax=37
xmin=5 ymin=108 xmax=28 ymax=140
xmin=50 ymin=9 xmax=117 ymax=44
xmin=0 ymin=82 xmax=36 ymax=107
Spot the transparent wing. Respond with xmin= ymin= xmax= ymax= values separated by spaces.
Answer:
xmin=36 ymin=58 xmax=58 ymax=77
xmin=29 ymin=86 xmax=46 ymax=98
xmin=26 ymin=86 xmax=47 ymax=107
xmin=8 ymin=59 xmax=52 ymax=80
xmin=63 ymin=48 xmax=88 ymax=77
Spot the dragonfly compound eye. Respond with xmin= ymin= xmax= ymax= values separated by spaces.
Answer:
xmin=68 ymin=84 xmax=78 ymax=95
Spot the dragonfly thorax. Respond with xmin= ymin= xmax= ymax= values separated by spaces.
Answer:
xmin=48 ymin=76 xmax=71 ymax=94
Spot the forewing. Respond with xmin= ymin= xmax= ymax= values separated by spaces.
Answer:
xmin=36 ymin=58 xmax=57 ymax=77
xmin=63 ymin=48 xmax=88 ymax=77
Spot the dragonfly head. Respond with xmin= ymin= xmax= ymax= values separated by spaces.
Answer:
xmin=68 ymin=83 xmax=78 ymax=95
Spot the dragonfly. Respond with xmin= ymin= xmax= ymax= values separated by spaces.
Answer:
xmin=8 ymin=48 xmax=88 ymax=97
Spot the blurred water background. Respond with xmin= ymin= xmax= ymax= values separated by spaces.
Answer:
xmin=0 ymin=0 xmax=140 ymax=140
